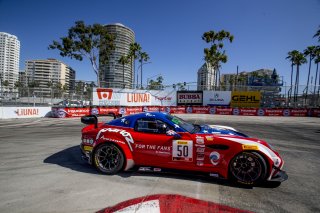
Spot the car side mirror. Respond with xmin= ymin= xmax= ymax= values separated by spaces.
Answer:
xmin=166 ymin=130 xmax=181 ymax=139
xmin=81 ymin=115 xmax=98 ymax=128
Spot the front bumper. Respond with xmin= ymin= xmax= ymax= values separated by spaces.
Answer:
xmin=80 ymin=144 xmax=93 ymax=165
xmin=269 ymin=170 xmax=288 ymax=182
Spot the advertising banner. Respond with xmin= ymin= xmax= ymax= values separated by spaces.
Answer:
xmin=177 ymin=91 xmax=203 ymax=105
xmin=231 ymin=91 xmax=261 ymax=108
xmin=214 ymin=107 xmax=233 ymax=115
xmin=93 ymin=88 xmax=176 ymax=106
xmin=203 ymin=91 xmax=231 ymax=106
xmin=0 ymin=107 xmax=52 ymax=119
xmin=185 ymin=106 xmax=210 ymax=114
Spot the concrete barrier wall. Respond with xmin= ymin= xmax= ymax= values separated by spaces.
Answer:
xmin=0 ymin=107 xmax=52 ymax=119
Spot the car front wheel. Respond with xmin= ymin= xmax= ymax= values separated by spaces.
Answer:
xmin=93 ymin=143 xmax=124 ymax=175
xmin=229 ymin=152 xmax=267 ymax=185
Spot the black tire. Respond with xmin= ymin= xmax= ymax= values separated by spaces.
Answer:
xmin=229 ymin=152 xmax=267 ymax=185
xmin=93 ymin=143 xmax=124 ymax=175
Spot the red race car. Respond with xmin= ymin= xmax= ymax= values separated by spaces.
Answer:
xmin=80 ymin=112 xmax=287 ymax=185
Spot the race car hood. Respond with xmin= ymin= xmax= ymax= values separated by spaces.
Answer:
xmin=198 ymin=124 xmax=249 ymax=137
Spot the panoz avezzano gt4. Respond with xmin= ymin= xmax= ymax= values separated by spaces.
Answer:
xmin=80 ymin=112 xmax=288 ymax=185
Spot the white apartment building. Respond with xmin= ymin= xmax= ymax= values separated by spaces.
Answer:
xmin=197 ymin=62 xmax=216 ymax=90
xmin=0 ymin=32 xmax=20 ymax=93
xmin=25 ymin=59 xmax=75 ymax=97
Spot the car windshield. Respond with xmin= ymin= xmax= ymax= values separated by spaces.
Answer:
xmin=165 ymin=114 xmax=199 ymax=133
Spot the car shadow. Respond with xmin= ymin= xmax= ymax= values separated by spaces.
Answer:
xmin=44 ymin=145 xmax=281 ymax=189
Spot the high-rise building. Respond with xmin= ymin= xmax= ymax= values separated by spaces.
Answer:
xmin=25 ymin=59 xmax=76 ymax=97
xmin=197 ymin=62 xmax=216 ymax=90
xmin=100 ymin=23 xmax=135 ymax=89
xmin=0 ymin=32 xmax=20 ymax=93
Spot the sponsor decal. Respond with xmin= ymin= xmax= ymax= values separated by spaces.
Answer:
xmin=196 ymin=147 xmax=205 ymax=153
xmin=196 ymin=136 xmax=204 ymax=144
xmin=14 ymin=108 xmax=39 ymax=116
xmin=153 ymin=168 xmax=161 ymax=172
xmin=197 ymin=161 xmax=204 ymax=166
xmin=99 ymin=136 xmax=125 ymax=145
xmin=139 ymin=167 xmax=152 ymax=171
xmin=209 ymin=151 xmax=220 ymax=166
xmin=257 ymin=108 xmax=265 ymax=116
xmin=209 ymin=107 xmax=216 ymax=114
xmin=231 ymin=91 xmax=261 ymax=107
xmin=96 ymin=128 xmax=134 ymax=151
xmin=186 ymin=107 xmax=193 ymax=113
xmin=83 ymin=145 xmax=93 ymax=152
xmin=97 ymin=88 xmax=113 ymax=100
xmin=242 ymin=144 xmax=259 ymax=150
xmin=143 ymin=106 xmax=148 ymax=112
xmin=209 ymin=173 xmax=219 ymax=178
xmin=91 ymin=107 xmax=99 ymax=115
xmin=283 ymin=109 xmax=290 ymax=116
xmin=196 ymin=153 xmax=205 ymax=161
xmin=172 ymin=140 xmax=193 ymax=162
xmin=56 ymin=108 xmax=67 ymax=118
xmin=135 ymin=144 xmax=171 ymax=152
xmin=127 ymin=93 xmax=151 ymax=103
xmin=205 ymin=136 xmax=214 ymax=141
xmin=232 ymin=108 xmax=240 ymax=115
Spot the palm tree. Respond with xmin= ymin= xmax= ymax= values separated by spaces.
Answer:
xmin=118 ymin=55 xmax=129 ymax=88
xmin=128 ymin=42 xmax=141 ymax=88
xmin=286 ymin=50 xmax=299 ymax=103
xmin=202 ymin=30 xmax=233 ymax=90
xmin=303 ymin=46 xmax=317 ymax=102
xmin=138 ymin=52 xmax=150 ymax=89
xmin=292 ymin=51 xmax=307 ymax=103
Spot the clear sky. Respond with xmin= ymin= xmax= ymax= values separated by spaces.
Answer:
xmin=0 ymin=0 xmax=319 ymax=87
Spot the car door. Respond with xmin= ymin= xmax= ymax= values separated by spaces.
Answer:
xmin=131 ymin=117 xmax=174 ymax=167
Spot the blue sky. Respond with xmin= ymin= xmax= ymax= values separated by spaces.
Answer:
xmin=0 ymin=0 xmax=319 ymax=87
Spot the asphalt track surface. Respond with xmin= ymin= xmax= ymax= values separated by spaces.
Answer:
xmin=0 ymin=115 xmax=319 ymax=213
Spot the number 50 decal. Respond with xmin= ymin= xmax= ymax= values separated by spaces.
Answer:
xmin=172 ymin=140 xmax=193 ymax=162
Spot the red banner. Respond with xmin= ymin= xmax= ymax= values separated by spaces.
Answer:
xmin=52 ymin=107 xmax=320 ymax=118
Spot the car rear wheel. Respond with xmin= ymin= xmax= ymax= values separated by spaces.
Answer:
xmin=93 ymin=143 xmax=124 ymax=175
xmin=229 ymin=152 xmax=267 ymax=185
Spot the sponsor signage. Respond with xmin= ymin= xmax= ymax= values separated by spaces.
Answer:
xmin=231 ymin=91 xmax=261 ymax=108
xmin=203 ymin=91 xmax=231 ymax=106
xmin=93 ymin=88 xmax=177 ymax=106
xmin=0 ymin=107 xmax=52 ymax=119
xmin=177 ymin=91 xmax=203 ymax=105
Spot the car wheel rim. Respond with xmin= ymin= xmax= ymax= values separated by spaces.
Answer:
xmin=230 ymin=153 xmax=262 ymax=183
xmin=95 ymin=145 xmax=121 ymax=172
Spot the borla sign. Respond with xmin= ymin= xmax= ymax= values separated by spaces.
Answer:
xmin=177 ymin=91 xmax=203 ymax=105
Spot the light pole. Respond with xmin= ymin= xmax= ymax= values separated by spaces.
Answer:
xmin=137 ymin=61 xmax=152 ymax=89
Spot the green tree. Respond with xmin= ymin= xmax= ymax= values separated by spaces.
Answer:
xmin=304 ymin=46 xmax=317 ymax=100
xmin=202 ymin=30 xmax=233 ymax=90
xmin=48 ymin=21 xmax=115 ymax=87
xmin=14 ymin=81 xmax=24 ymax=97
xmin=128 ymin=42 xmax=142 ymax=88
xmin=148 ymin=76 xmax=164 ymax=90
xmin=138 ymin=51 xmax=150 ymax=88
xmin=118 ymin=55 xmax=129 ymax=88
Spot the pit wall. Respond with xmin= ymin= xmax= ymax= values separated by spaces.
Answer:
xmin=0 ymin=107 xmax=52 ymax=119
xmin=51 ymin=106 xmax=320 ymax=118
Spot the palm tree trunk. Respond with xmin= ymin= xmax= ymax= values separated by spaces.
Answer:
xmin=305 ymin=55 xmax=312 ymax=104
xmin=289 ymin=63 xmax=294 ymax=103
xmin=140 ymin=62 xmax=143 ymax=89
xmin=313 ymin=62 xmax=319 ymax=106
xmin=294 ymin=65 xmax=299 ymax=104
